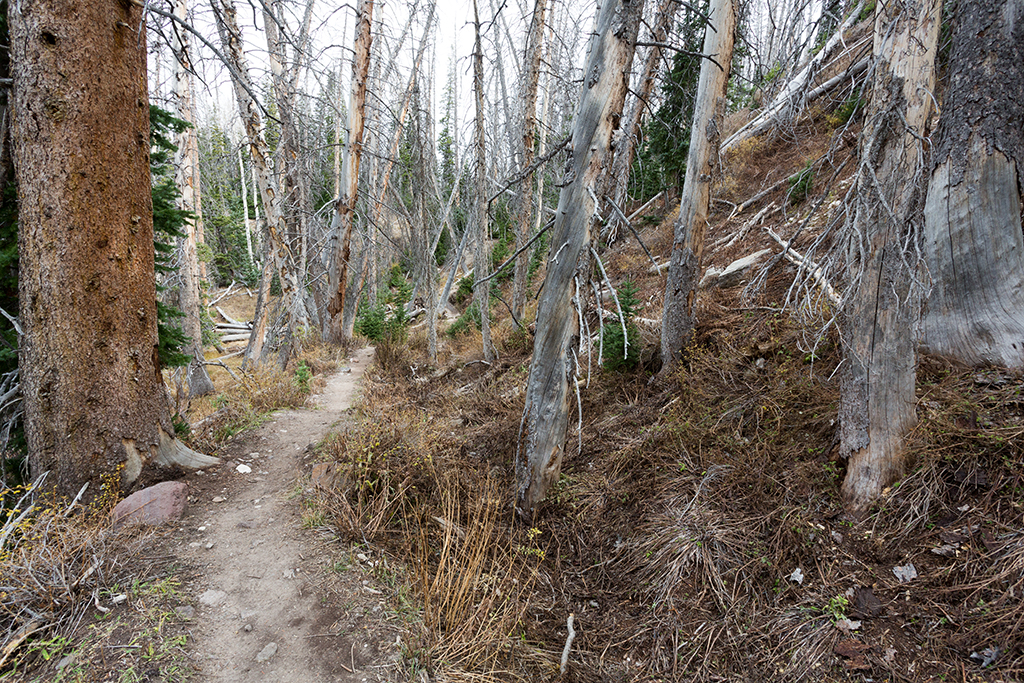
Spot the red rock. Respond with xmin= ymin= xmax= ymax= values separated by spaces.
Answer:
xmin=112 ymin=481 xmax=188 ymax=527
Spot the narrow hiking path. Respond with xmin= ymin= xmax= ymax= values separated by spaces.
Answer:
xmin=170 ymin=347 xmax=401 ymax=682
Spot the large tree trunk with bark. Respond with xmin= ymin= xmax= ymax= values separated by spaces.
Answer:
xmin=472 ymin=0 xmax=494 ymax=362
xmin=12 ymin=0 xmax=216 ymax=498
xmin=516 ymin=0 xmax=644 ymax=520
xmin=172 ymin=0 xmax=215 ymax=399
xmin=920 ymin=0 xmax=1024 ymax=368
xmin=327 ymin=0 xmax=373 ymax=343
xmin=840 ymin=0 xmax=941 ymax=515
xmin=660 ymin=0 xmax=735 ymax=369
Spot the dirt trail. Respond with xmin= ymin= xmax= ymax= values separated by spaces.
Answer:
xmin=174 ymin=347 xmax=395 ymax=682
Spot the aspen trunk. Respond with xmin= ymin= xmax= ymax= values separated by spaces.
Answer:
xmin=512 ymin=0 xmax=548 ymax=321
xmin=660 ymin=0 xmax=735 ymax=369
xmin=920 ymin=0 xmax=1024 ymax=368
xmin=472 ymin=0 xmax=494 ymax=362
xmin=840 ymin=0 xmax=941 ymax=514
xmin=12 ymin=0 xmax=216 ymax=497
xmin=172 ymin=0 xmax=215 ymax=398
xmin=327 ymin=0 xmax=373 ymax=343
xmin=516 ymin=0 xmax=644 ymax=519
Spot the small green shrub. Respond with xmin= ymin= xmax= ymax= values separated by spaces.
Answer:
xmin=603 ymin=281 xmax=641 ymax=372
xmin=294 ymin=361 xmax=312 ymax=393
xmin=787 ymin=161 xmax=815 ymax=206
xmin=447 ymin=303 xmax=481 ymax=338
xmin=453 ymin=275 xmax=474 ymax=306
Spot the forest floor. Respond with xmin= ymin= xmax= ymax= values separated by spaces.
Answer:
xmin=167 ymin=345 xmax=403 ymax=682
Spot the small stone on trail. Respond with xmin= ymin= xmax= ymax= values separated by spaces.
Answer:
xmin=205 ymin=542 xmax=215 ymax=549
xmin=189 ymin=542 xmax=202 ymax=549
xmin=236 ymin=464 xmax=252 ymax=474
xmin=213 ymin=496 xmax=226 ymax=503
xmin=243 ymin=623 xmax=253 ymax=632
xmin=256 ymin=642 xmax=278 ymax=663
xmin=789 ymin=567 xmax=805 ymax=585
xmin=199 ymin=589 xmax=227 ymax=607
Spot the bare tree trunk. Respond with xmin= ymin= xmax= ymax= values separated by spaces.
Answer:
xmin=606 ymin=0 xmax=679 ymax=241
xmin=212 ymin=0 xmax=303 ymax=366
xmin=660 ymin=0 xmax=735 ymax=369
xmin=472 ymin=0 xmax=495 ymax=362
xmin=327 ymin=0 xmax=373 ymax=344
xmin=516 ymin=0 xmax=644 ymax=520
xmin=840 ymin=0 xmax=941 ymax=515
xmin=12 ymin=0 xmax=216 ymax=497
xmin=239 ymin=148 xmax=254 ymax=267
xmin=172 ymin=0 xmax=215 ymax=398
xmin=920 ymin=0 xmax=1024 ymax=368
xmin=512 ymin=0 xmax=548 ymax=321
xmin=340 ymin=1 xmax=436 ymax=339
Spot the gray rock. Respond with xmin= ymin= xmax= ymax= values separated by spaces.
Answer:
xmin=256 ymin=642 xmax=278 ymax=663
xmin=111 ymin=481 xmax=188 ymax=527
xmin=199 ymin=589 xmax=227 ymax=607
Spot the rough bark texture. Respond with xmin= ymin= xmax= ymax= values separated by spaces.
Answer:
xmin=660 ymin=0 xmax=735 ymax=369
xmin=12 ymin=0 xmax=214 ymax=497
xmin=472 ymin=0 xmax=494 ymax=362
xmin=840 ymin=0 xmax=940 ymax=514
xmin=326 ymin=0 xmax=373 ymax=343
xmin=512 ymin=0 xmax=547 ymax=321
xmin=920 ymin=0 xmax=1024 ymax=367
xmin=172 ymin=0 xmax=215 ymax=398
xmin=516 ymin=0 xmax=644 ymax=520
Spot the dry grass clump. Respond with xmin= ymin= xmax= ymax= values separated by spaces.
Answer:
xmin=0 ymin=473 xmax=162 ymax=673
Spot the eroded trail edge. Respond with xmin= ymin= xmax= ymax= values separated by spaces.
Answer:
xmin=174 ymin=347 xmax=393 ymax=682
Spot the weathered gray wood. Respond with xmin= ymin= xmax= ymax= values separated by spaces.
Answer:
xmin=472 ymin=0 xmax=494 ymax=362
xmin=516 ymin=0 xmax=644 ymax=520
xmin=660 ymin=0 xmax=735 ymax=368
xmin=920 ymin=0 xmax=1024 ymax=368
xmin=840 ymin=0 xmax=941 ymax=515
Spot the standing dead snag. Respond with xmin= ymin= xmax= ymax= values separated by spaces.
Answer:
xmin=840 ymin=0 xmax=940 ymax=515
xmin=920 ymin=0 xmax=1024 ymax=368
xmin=472 ymin=0 xmax=494 ymax=362
xmin=327 ymin=0 xmax=373 ymax=343
xmin=516 ymin=0 xmax=644 ymax=520
xmin=660 ymin=0 xmax=735 ymax=369
xmin=12 ymin=0 xmax=217 ymax=498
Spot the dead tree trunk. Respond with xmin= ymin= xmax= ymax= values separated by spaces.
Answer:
xmin=472 ymin=0 xmax=494 ymax=362
xmin=516 ymin=0 xmax=644 ymax=520
xmin=212 ymin=0 xmax=303 ymax=366
xmin=512 ymin=0 xmax=548 ymax=321
xmin=327 ymin=0 xmax=373 ymax=343
xmin=920 ymin=0 xmax=1024 ymax=368
xmin=172 ymin=0 xmax=215 ymax=398
xmin=660 ymin=0 xmax=735 ymax=369
xmin=606 ymin=0 xmax=679 ymax=242
xmin=12 ymin=0 xmax=216 ymax=498
xmin=840 ymin=0 xmax=941 ymax=515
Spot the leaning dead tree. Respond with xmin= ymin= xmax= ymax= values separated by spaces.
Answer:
xmin=326 ymin=0 xmax=373 ymax=343
xmin=212 ymin=0 xmax=306 ymax=366
xmin=840 ymin=0 xmax=941 ymax=514
xmin=919 ymin=0 xmax=1024 ymax=368
xmin=660 ymin=0 xmax=735 ymax=369
xmin=516 ymin=0 xmax=644 ymax=520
